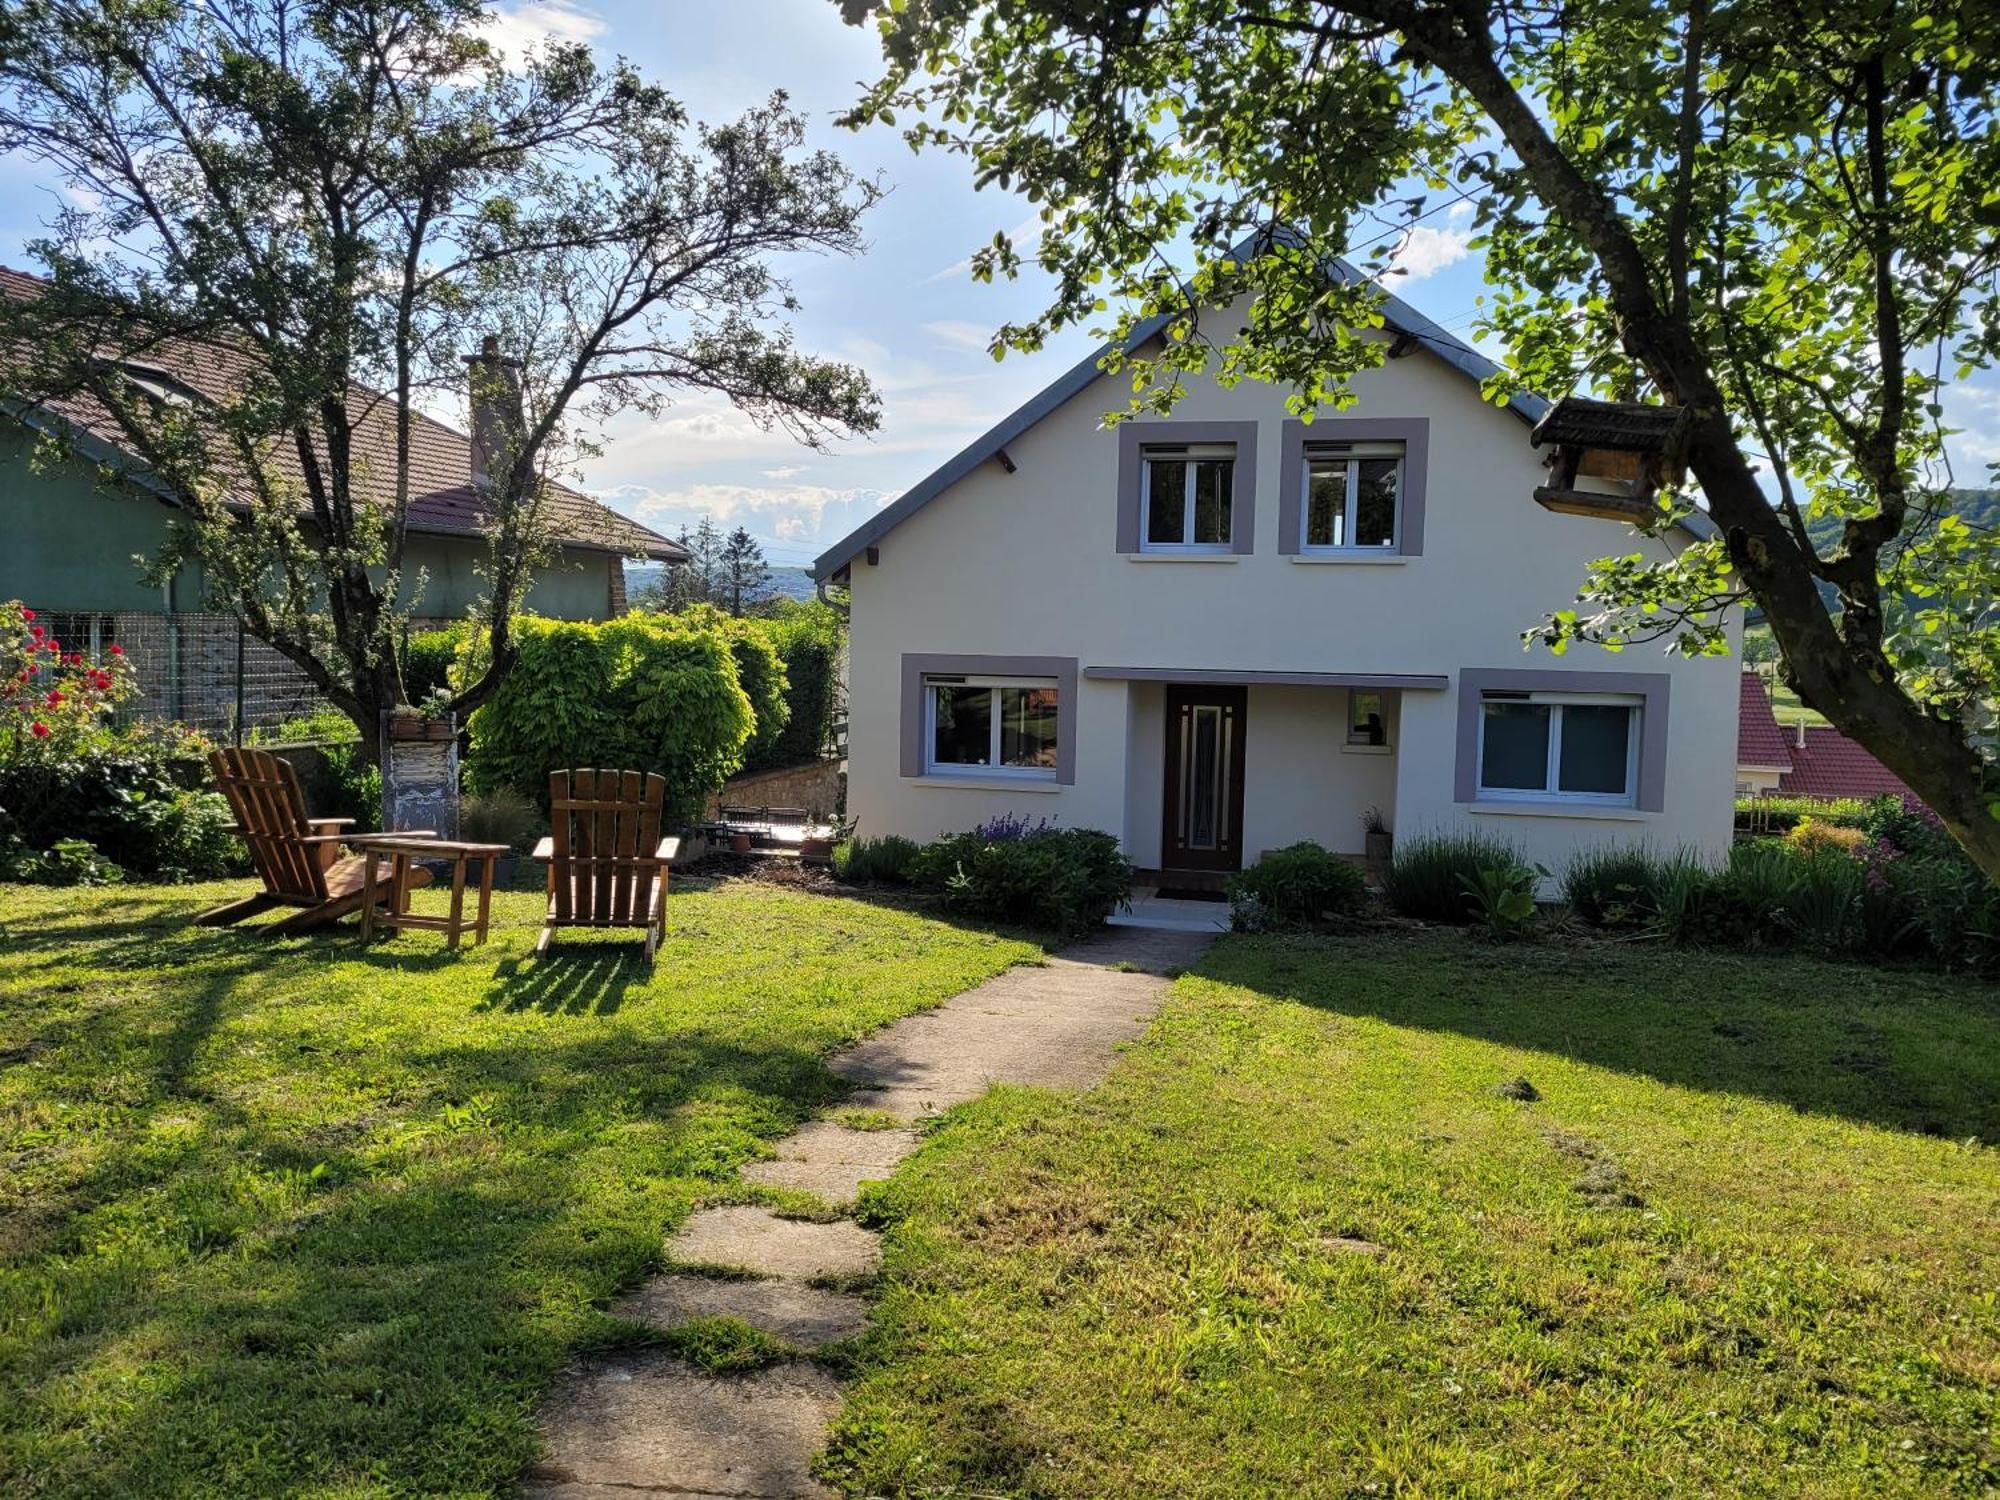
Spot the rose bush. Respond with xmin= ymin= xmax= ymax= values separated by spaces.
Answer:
xmin=2 ymin=600 xmax=136 ymax=766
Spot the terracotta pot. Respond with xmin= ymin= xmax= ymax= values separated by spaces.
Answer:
xmin=1364 ymin=829 xmax=1393 ymax=871
xmin=387 ymin=714 xmax=454 ymax=742
xmin=729 ymin=832 xmax=754 ymax=853
xmin=800 ymin=836 xmax=834 ymax=863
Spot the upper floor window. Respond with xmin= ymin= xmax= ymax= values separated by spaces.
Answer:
xmin=925 ymin=674 xmax=1060 ymax=779
xmin=1303 ymin=442 xmax=1404 ymax=551
xmin=1477 ymin=690 xmax=1640 ymax=806
xmin=1142 ymin=444 xmax=1235 ymax=552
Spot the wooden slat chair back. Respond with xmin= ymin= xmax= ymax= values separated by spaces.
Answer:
xmin=197 ymin=747 xmax=433 ymax=933
xmin=533 ymin=768 xmax=678 ymax=961
xmin=208 ymin=747 xmax=330 ymax=905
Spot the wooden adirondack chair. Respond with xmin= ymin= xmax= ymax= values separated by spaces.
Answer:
xmin=531 ymin=769 xmax=680 ymax=961
xmin=197 ymin=747 xmax=434 ymax=934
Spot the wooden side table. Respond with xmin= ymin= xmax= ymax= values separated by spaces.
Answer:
xmin=357 ymin=836 xmax=509 ymax=950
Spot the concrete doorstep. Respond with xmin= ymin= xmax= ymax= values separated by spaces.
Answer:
xmin=522 ymin=923 xmax=1213 ymax=1499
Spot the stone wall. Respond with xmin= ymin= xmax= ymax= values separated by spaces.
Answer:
xmin=703 ymin=758 xmax=844 ymax=820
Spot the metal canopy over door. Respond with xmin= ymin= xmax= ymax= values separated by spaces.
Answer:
xmin=1162 ymin=684 xmax=1248 ymax=872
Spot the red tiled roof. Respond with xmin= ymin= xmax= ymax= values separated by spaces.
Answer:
xmin=0 ymin=267 xmax=684 ymax=562
xmin=1780 ymin=726 xmax=1915 ymax=802
xmin=1736 ymin=672 xmax=1794 ymax=770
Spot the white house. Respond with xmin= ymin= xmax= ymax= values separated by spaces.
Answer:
xmin=813 ymin=278 xmax=1739 ymax=885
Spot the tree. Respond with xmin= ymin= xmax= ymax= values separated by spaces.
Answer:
xmin=718 ymin=526 xmax=772 ymax=616
xmin=0 ymin=0 xmax=881 ymax=762
xmin=841 ymin=0 xmax=2000 ymax=879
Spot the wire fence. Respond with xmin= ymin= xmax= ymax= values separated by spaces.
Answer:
xmin=35 ymin=610 xmax=335 ymax=739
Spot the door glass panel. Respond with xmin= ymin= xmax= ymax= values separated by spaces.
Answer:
xmin=931 ymin=685 xmax=992 ymax=767
xmin=1145 ymin=458 xmax=1187 ymax=543
xmin=999 ymin=687 xmax=1059 ymax=768
xmin=1191 ymin=459 xmax=1233 ymax=544
xmin=1187 ymin=705 xmax=1221 ymax=848
xmin=1558 ymin=704 xmax=1633 ymax=794
xmin=1481 ymin=701 xmax=1551 ymax=790
xmin=1306 ymin=461 xmax=1345 ymax=546
xmin=1354 ymin=458 xmax=1400 ymax=546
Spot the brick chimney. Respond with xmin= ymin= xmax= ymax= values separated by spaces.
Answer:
xmin=462 ymin=335 xmax=524 ymax=492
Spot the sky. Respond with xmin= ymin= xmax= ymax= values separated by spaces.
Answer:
xmin=1 ymin=0 xmax=1994 ymax=573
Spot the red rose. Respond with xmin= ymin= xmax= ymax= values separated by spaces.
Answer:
xmin=45 ymin=690 xmax=64 ymax=708
xmin=109 ymin=644 xmax=124 ymax=656
xmin=19 ymin=608 xmax=33 ymax=621
xmin=29 ymin=721 xmax=49 ymax=739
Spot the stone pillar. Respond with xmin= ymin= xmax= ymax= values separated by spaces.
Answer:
xmin=381 ymin=711 xmax=459 ymax=837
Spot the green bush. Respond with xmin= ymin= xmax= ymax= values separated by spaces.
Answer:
xmin=458 ymin=788 xmax=542 ymax=853
xmin=1561 ymin=844 xmax=1664 ymax=927
xmin=833 ymin=834 xmax=921 ymax=885
xmin=1733 ymin=794 xmax=1869 ymax=833
xmin=744 ymin=600 xmax=843 ymax=771
xmin=1384 ymin=831 xmax=1527 ymax=924
xmin=0 ymin=834 xmax=124 ymax=886
xmin=670 ymin=605 xmax=791 ymax=771
xmin=1648 ymin=853 xmax=1721 ymax=946
xmin=465 ymin=614 xmax=754 ymax=824
xmin=401 ymin=623 xmax=469 ymax=703
xmin=261 ymin=710 xmax=379 ymax=830
xmin=1227 ymin=842 xmax=1366 ymax=930
xmin=911 ymin=825 xmax=1130 ymax=937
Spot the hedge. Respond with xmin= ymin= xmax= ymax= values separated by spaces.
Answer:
xmin=464 ymin=613 xmax=753 ymax=822
xmin=743 ymin=600 xmax=842 ymax=772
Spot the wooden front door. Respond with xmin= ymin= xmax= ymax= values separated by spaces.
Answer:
xmin=1162 ymin=684 xmax=1248 ymax=872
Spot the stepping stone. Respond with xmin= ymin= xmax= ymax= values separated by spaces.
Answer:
xmin=615 ymin=1273 xmax=870 ymax=1347
xmin=668 ymin=1206 xmax=881 ymax=1281
xmin=522 ymin=1351 xmax=839 ymax=1499
xmin=741 ymin=1121 xmax=920 ymax=1206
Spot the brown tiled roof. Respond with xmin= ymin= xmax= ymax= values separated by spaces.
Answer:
xmin=0 ymin=267 xmax=684 ymax=562
xmin=1530 ymin=395 xmax=1690 ymax=453
xmin=1781 ymin=726 xmax=1916 ymax=803
xmin=1736 ymin=673 xmax=1795 ymax=770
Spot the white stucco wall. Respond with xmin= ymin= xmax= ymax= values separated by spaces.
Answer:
xmin=841 ymin=314 xmax=1739 ymax=875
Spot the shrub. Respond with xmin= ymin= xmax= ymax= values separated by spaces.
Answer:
xmin=1461 ymin=860 xmax=1542 ymax=940
xmin=1227 ymin=842 xmax=1366 ymax=930
xmin=1733 ymin=794 xmax=1870 ymax=834
xmin=833 ymin=834 xmax=922 ymax=885
xmin=264 ymin=709 xmax=379 ymax=829
xmin=1782 ymin=850 xmax=1865 ymax=952
xmin=466 ymin=614 xmax=754 ymax=824
xmin=1648 ymin=853 xmax=1722 ymax=946
xmin=670 ymin=605 xmax=790 ymax=771
xmin=741 ymin=600 xmax=842 ymax=772
xmin=1561 ymin=844 xmax=1664 ymax=927
xmin=912 ymin=825 xmax=1130 ymax=936
xmin=458 ymin=788 xmax=542 ymax=853
xmin=401 ymin=623 xmax=469 ymax=703
xmin=1715 ymin=840 xmax=1800 ymax=940
xmin=1786 ymin=817 xmax=1867 ymax=858
xmin=1900 ymin=855 xmax=2000 ymax=973
xmin=1384 ymin=831 xmax=1526 ymax=924
xmin=0 ymin=834 xmax=123 ymax=886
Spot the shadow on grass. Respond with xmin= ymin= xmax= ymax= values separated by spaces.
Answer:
xmin=480 ymin=948 xmax=646 ymax=1016
xmin=1205 ymin=930 xmax=2000 ymax=1141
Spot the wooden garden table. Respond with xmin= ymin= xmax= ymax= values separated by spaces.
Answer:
xmin=356 ymin=836 xmax=509 ymax=950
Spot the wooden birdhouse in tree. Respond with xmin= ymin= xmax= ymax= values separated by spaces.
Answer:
xmin=1529 ymin=396 xmax=1692 ymax=525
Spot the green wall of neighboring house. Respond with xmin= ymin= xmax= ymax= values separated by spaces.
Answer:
xmin=0 ymin=425 xmax=619 ymax=621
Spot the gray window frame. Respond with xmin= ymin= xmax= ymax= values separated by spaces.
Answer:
xmin=900 ymin=653 xmax=1080 ymax=785
xmin=1278 ymin=417 xmax=1430 ymax=557
xmin=1116 ymin=421 xmax=1257 ymax=556
xmin=1453 ymin=668 xmax=1671 ymax=813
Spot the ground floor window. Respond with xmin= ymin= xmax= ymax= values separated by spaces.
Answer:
xmin=1347 ymin=689 xmax=1388 ymax=747
xmin=1477 ymin=691 xmax=1640 ymax=805
xmin=925 ymin=675 xmax=1060 ymax=777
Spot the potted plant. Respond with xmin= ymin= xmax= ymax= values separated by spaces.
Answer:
xmin=799 ymin=811 xmax=850 ymax=864
xmin=386 ymin=690 xmax=456 ymax=742
xmin=1362 ymin=806 xmax=1393 ymax=875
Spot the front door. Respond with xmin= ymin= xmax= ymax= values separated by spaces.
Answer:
xmin=1162 ymin=684 xmax=1247 ymax=872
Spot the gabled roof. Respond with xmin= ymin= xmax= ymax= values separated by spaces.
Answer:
xmin=1736 ymin=672 xmax=1795 ymax=771
xmin=0 ymin=267 xmax=686 ymax=563
xmin=1531 ymin=395 xmax=1690 ymax=454
xmin=1782 ymin=726 xmax=1914 ymax=803
xmin=814 ymin=249 xmax=1713 ymax=581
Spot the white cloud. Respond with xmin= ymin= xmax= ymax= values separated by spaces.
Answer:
xmin=762 ymin=464 xmax=808 ymax=480
xmin=478 ymin=2 xmax=605 ymax=66
xmin=1447 ymin=198 xmax=1475 ymax=222
xmin=592 ymin=480 xmax=900 ymax=557
xmin=923 ymin=319 xmax=997 ymax=353
xmin=1943 ymin=382 xmax=2000 ymax=478
xmin=1386 ymin=225 xmax=1473 ymax=282
xmin=925 ymin=210 xmax=1050 ymax=285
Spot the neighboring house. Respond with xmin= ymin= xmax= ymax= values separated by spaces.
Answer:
xmin=0 ymin=267 xmax=684 ymax=731
xmin=814 ymin=275 xmax=1740 ymax=883
xmin=1736 ymin=671 xmax=1914 ymax=802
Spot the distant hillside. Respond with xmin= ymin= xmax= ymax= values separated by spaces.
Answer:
xmin=623 ymin=563 xmax=818 ymax=607
xmin=1744 ymin=487 xmax=1995 ymax=623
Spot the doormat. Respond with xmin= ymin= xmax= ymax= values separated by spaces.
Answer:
xmin=1152 ymin=887 xmax=1229 ymax=903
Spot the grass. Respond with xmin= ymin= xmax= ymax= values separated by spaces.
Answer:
xmin=0 ymin=876 xmax=1038 ymax=1498
xmin=828 ymin=930 xmax=2000 ymax=1497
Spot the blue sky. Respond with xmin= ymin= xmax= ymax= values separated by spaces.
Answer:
xmin=2 ymin=0 xmax=1994 ymax=571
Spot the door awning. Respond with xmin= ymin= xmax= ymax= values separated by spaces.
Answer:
xmin=1082 ymin=667 xmax=1448 ymax=691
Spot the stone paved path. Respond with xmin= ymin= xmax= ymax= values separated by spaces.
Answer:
xmin=521 ymin=923 xmax=1213 ymax=1499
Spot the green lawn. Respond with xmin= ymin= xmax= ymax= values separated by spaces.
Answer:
xmin=830 ymin=932 xmax=2000 ymax=1497
xmin=0 ymin=877 xmax=1038 ymax=1497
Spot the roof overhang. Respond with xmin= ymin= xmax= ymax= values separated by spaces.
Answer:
xmin=1083 ymin=666 xmax=1448 ymax=691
